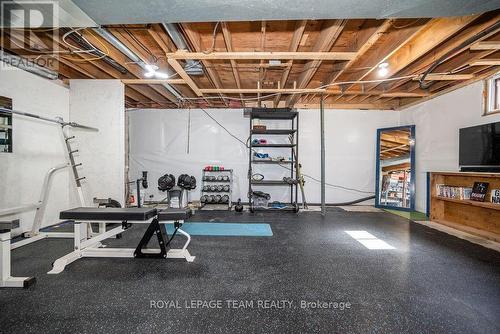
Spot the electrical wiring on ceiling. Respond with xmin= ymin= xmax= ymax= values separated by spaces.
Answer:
xmin=203 ymin=22 xmax=221 ymax=54
xmin=61 ymin=27 xmax=110 ymax=62
xmin=178 ymin=73 xmax=436 ymax=103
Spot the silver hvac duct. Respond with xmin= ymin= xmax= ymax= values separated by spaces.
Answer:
xmin=92 ymin=27 xmax=183 ymax=100
xmin=0 ymin=50 xmax=58 ymax=80
xmin=162 ymin=23 xmax=203 ymax=75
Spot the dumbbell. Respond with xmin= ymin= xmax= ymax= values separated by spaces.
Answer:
xmin=216 ymin=185 xmax=224 ymax=192
xmin=221 ymin=195 xmax=229 ymax=203
xmin=207 ymin=195 xmax=215 ymax=203
xmin=210 ymin=176 xmax=217 ymax=181
xmin=210 ymin=185 xmax=217 ymax=192
xmin=217 ymin=175 xmax=223 ymax=181
xmin=222 ymin=175 xmax=230 ymax=181
xmin=222 ymin=185 xmax=230 ymax=192
xmin=203 ymin=185 xmax=209 ymax=191
xmin=200 ymin=195 xmax=208 ymax=203
xmin=214 ymin=195 xmax=222 ymax=203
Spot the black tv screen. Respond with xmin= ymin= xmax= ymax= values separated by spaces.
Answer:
xmin=459 ymin=122 xmax=500 ymax=168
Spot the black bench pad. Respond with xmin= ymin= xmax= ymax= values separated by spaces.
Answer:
xmin=0 ymin=219 xmax=20 ymax=232
xmin=157 ymin=208 xmax=193 ymax=221
xmin=60 ymin=207 xmax=158 ymax=221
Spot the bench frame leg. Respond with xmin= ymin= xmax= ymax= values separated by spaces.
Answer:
xmin=1 ymin=231 xmax=36 ymax=288
xmin=48 ymin=219 xmax=195 ymax=274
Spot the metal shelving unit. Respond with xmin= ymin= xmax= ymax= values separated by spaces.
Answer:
xmin=200 ymin=169 xmax=233 ymax=210
xmin=247 ymin=108 xmax=299 ymax=212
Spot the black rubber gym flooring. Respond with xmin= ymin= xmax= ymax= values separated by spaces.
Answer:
xmin=1 ymin=208 xmax=499 ymax=333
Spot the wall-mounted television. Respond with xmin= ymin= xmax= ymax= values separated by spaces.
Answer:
xmin=459 ymin=121 xmax=500 ymax=172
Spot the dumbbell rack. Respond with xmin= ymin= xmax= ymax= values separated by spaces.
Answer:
xmin=200 ymin=169 xmax=233 ymax=210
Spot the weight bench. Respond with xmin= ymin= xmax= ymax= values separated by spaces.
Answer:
xmin=48 ymin=207 xmax=195 ymax=274
xmin=1 ymin=220 xmax=36 ymax=288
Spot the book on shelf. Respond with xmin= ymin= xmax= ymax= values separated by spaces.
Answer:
xmin=491 ymin=189 xmax=500 ymax=204
xmin=471 ymin=182 xmax=489 ymax=202
xmin=435 ymin=184 xmax=473 ymax=200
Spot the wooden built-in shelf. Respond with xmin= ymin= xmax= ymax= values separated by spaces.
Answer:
xmin=429 ymin=172 xmax=500 ymax=243
xmin=432 ymin=196 xmax=500 ymax=211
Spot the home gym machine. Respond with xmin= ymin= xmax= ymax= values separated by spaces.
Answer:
xmin=0 ymin=108 xmax=108 ymax=288
xmin=0 ymin=107 xmax=99 ymax=248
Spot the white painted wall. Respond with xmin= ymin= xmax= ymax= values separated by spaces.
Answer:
xmin=2 ymin=63 xmax=495 ymax=225
xmin=399 ymin=81 xmax=500 ymax=212
xmin=128 ymin=108 xmax=399 ymax=204
xmin=0 ymin=64 xmax=70 ymax=235
xmin=69 ymin=80 xmax=126 ymax=206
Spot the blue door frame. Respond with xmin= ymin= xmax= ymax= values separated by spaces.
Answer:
xmin=375 ymin=125 xmax=416 ymax=212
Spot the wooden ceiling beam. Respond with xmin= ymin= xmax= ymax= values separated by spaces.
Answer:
xmin=470 ymin=59 xmax=500 ymax=66
xmin=380 ymin=42 xmax=500 ymax=101
xmin=121 ymin=79 xmax=186 ymax=85
xmin=181 ymin=23 xmax=228 ymax=106
xmin=105 ymin=28 xmax=181 ymax=104
xmin=28 ymin=30 xmax=156 ymax=104
xmin=165 ymin=51 xmax=356 ymax=60
xmin=412 ymin=74 xmax=475 ymax=81
xmin=286 ymin=19 xmax=347 ymax=107
xmin=470 ymin=41 xmax=500 ymax=50
xmin=329 ymin=19 xmax=429 ymax=102
xmin=200 ymin=88 xmax=325 ymax=94
xmin=221 ymin=22 xmax=244 ymax=101
xmin=379 ymin=13 xmax=500 ymax=93
xmin=362 ymin=15 xmax=480 ymax=92
xmin=325 ymin=87 xmax=428 ymax=96
xmin=79 ymin=29 xmax=179 ymax=106
xmin=294 ymin=103 xmax=396 ymax=110
xmin=273 ymin=20 xmax=307 ymax=107
xmin=380 ymin=92 xmax=430 ymax=97
xmin=167 ymin=58 xmax=203 ymax=96
xmin=397 ymin=66 xmax=500 ymax=110
xmin=325 ymin=19 xmax=394 ymax=92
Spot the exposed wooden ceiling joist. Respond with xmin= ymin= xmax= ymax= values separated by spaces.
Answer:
xmin=470 ymin=41 xmax=500 ymax=50
xmin=165 ymin=51 xmax=356 ymax=60
xmin=3 ymin=11 xmax=499 ymax=110
xmin=286 ymin=19 xmax=347 ymax=107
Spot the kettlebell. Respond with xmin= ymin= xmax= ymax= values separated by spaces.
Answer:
xmin=234 ymin=198 xmax=243 ymax=212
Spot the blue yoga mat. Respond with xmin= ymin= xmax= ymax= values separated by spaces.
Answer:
xmin=166 ymin=222 xmax=273 ymax=237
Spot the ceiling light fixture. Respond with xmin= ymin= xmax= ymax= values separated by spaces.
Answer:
xmin=378 ymin=62 xmax=389 ymax=77
xmin=144 ymin=64 xmax=169 ymax=79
